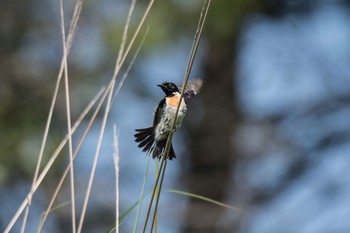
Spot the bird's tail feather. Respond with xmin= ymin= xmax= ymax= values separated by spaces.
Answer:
xmin=152 ymin=140 xmax=176 ymax=160
xmin=134 ymin=127 xmax=176 ymax=160
xmin=169 ymin=143 xmax=176 ymax=160
xmin=135 ymin=127 xmax=155 ymax=153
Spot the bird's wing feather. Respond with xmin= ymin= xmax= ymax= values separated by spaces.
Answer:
xmin=153 ymin=98 xmax=166 ymax=127
xmin=177 ymin=79 xmax=203 ymax=103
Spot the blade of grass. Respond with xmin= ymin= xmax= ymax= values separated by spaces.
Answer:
xmin=106 ymin=191 xmax=152 ymax=233
xmin=41 ymin=199 xmax=72 ymax=219
xmin=39 ymin=196 xmax=83 ymax=230
xmin=165 ymin=189 xmax=242 ymax=212
xmin=132 ymin=157 xmax=151 ymax=233
xmin=150 ymin=187 xmax=242 ymax=233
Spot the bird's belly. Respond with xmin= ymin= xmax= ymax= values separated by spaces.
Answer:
xmin=155 ymin=105 xmax=186 ymax=140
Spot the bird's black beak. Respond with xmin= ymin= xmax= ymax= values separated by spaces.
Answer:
xmin=157 ymin=84 xmax=163 ymax=88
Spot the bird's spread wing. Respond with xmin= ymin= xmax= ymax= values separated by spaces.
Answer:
xmin=153 ymin=98 xmax=166 ymax=127
xmin=177 ymin=79 xmax=203 ymax=103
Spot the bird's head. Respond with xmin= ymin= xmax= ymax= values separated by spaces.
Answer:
xmin=157 ymin=82 xmax=179 ymax=95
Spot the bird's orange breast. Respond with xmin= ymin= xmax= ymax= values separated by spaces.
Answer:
xmin=166 ymin=94 xmax=184 ymax=108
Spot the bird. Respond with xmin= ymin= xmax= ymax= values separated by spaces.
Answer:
xmin=134 ymin=80 xmax=202 ymax=160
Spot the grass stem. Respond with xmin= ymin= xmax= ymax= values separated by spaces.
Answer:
xmin=142 ymin=1 xmax=211 ymax=232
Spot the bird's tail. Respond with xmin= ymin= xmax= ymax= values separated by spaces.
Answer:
xmin=134 ymin=127 xmax=176 ymax=160
xmin=135 ymin=127 xmax=155 ymax=154
xmin=152 ymin=139 xmax=176 ymax=160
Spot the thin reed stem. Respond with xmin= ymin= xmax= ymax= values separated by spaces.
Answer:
xmin=111 ymin=26 xmax=150 ymax=108
xmin=4 ymin=0 xmax=83 ymax=231
xmin=76 ymin=0 xmax=155 ymax=230
xmin=60 ymin=0 xmax=77 ymax=232
xmin=37 ymin=88 xmax=105 ymax=233
xmin=132 ymin=157 xmax=151 ymax=233
xmin=118 ymin=0 xmax=155 ymax=76
xmin=7 ymin=0 xmax=154 ymax=231
xmin=141 ymin=154 xmax=167 ymax=233
xmin=77 ymin=80 xmax=115 ymax=233
xmin=142 ymin=1 xmax=211 ymax=232
xmin=113 ymin=125 xmax=120 ymax=233
xmin=116 ymin=0 xmax=136 ymax=69
xmin=149 ymin=161 xmax=167 ymax=232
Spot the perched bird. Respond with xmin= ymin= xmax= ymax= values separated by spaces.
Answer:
xmin=134 ymin=80 xmax=202 ymax=160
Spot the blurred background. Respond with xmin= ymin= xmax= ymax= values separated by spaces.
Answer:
xmin=1 ymin=0 xmax=350 ymax=232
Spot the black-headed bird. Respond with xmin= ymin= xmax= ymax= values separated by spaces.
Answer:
xmin=134 ymin=80 xmax=202 ymax=160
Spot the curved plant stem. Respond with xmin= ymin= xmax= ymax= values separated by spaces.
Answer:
xmin=14 ymin=1 xmax=83 ymax=233
xmin=142 ymin=0 xmax=211 ymax=232
xmin=141 ymin=155 xmax=167 ymax=233
xmin=149 ymin=160 xmax=167 ymax=232
xmin=60 ymin=1 xmax=77 ymax=231
xmin=132 ymin=157 xmax=151 ymax=233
